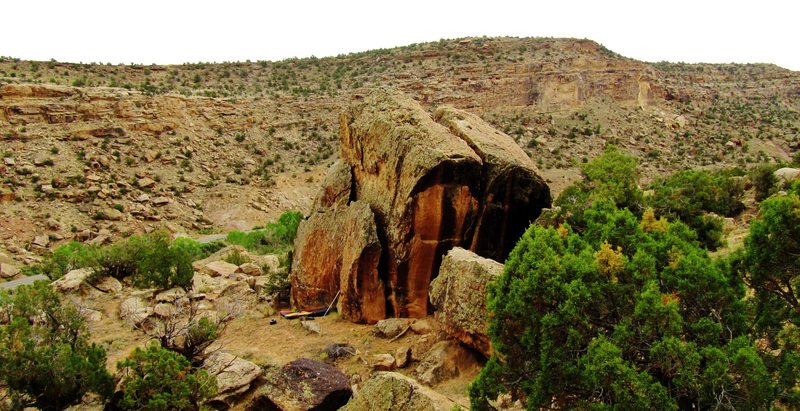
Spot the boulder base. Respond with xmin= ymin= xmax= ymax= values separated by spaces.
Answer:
xmin=248 ymin=358 xmax=352 ymax=411
xmin=340 ymin=372 xmax=456 ymax=411
xmin=429 ymin=247 xmax=502 ymax=356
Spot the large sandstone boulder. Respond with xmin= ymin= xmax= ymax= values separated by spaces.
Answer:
xmin=291 ymin=88 xmax=550 ymax=320
xmin=248 ymin=358 xmax=352 ymax=411
xmin=291 ymin=200 xmax=385 ymax=323
xmin=339 ymin=89 xmax=484 ymax=319
xmin=311 ymin=160 xmax=353 ymax=210
xmin=340 ymin=372 xmax=456 ymax=411
xmin=429 ymin=247 xmax=502 ymax=357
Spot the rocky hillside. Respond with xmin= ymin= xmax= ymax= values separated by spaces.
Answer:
xmin=1 ymin=37 xmax=799 ymax=267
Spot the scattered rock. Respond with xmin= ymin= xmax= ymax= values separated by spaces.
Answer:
xmin=119 ymin=297 xmax=153 ymax=326
xmin=101 ymin=207 xmax=124 ymax=221
xmin=94 ymin=276 xmax=123 ymax=294
xmin=250 ymin=358 xmax=352 ymax=411
xmin=153 ymin=303 xmax=177 ymax=317
xmin=52 ymin=268 xmax=94 ymax=292
xmin=0 ymin=190 xmax=14 ymax=203
xmin=237 ymin=262 xmax=262 ymax=276
xmin=301 ymin=319 xmax=322 ymax=335
xmin=0 ymin=263 xmax=20 ymax=279
xmin=429 ymin=247 xmax=502 ymax=357
xmin=775 ymin=167 xmax=800 ymax=184
xmin=203 ymin=261 xmax=239 ymax=277
xmin=323 ymin=343 xmax=356 ymax=360
xmin=415 ymin=340 xmax=481 ymax=386
xmin=410 ymin=319 xmax=435 ymax=335
xmin=80 ymin=308 xmax=103 ymax=323
xmin=192 ymin=273 xmax=230 ymax=296
xmin=31 ymin=235 xmax=50 ymax=248
xmin=340 ymin=372 xmax=455 ymax=411
xmin=395 ymin=347 xmax=411 ymax=368
xmin=143 ymin=150 xmax=159 ymax=163
xmin=374 ymin=318 xmax=411 ymax=339
xmin=136 ymin=177 xmax=156 ymax=189
xmin=252 ymin=254 xmax=280 ymax=274
xmin=218 ymin=281 xmax=256 ymax=305
xmin=155 ymin=287 xmax=187 ymax=302
xmin=204 ymin=351 xmax=261 ymax=406
xmin=372 ymin=353 xmax=396 ymax=371
xmin=151 ymin=196 xmax=170 ymax=206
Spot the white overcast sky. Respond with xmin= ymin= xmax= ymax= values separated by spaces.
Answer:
xmin=2 ymin=0 xmax=798 ymax=70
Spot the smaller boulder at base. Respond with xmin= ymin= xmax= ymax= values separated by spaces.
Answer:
xmin=248 ymin=358 xmax=352 ymax=411
xmin=429 ymin=247 xmax=502 ymax=357
xmin=340 ymin=372 xmax=456 ymax=411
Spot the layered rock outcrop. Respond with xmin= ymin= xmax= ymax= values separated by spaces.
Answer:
xmin=291 ymin=89 xmax=550 ymax=321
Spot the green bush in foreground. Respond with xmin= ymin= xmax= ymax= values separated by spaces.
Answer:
xmin=0 ymin=282 xmax=113 ymax=410
xmin=116 ymin=342 xmax=216 ymax=411
xmin=470 ymin=201 xmax=774 ymax=409
xmin=647 ymin=168 xmax=745 ymax=250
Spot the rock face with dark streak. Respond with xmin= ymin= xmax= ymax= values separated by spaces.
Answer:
xmin=290 ymin=200 xmax=385 ymax=324
xmin=290 ymin=88 xmax=550 ymax=321
xmin=434 ymin=106 xmax=552 ymax=262
xmin=340 ymin=89 xmax=484 ymax=318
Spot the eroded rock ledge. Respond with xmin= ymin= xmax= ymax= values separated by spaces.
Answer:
xmin=291 ymin=89 xmax=550 ymax=323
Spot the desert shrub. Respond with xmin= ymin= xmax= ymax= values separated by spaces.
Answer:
xmin=470 ymin=201 xmax=774 ymax=409
xmin=116 ymin=342 xmax=216 ymax=410
xmin=552 ymin=146 xmax=642 ymax=231
xmin=751 ymin=163 xmax=779 ymax=201
xmin=225 ymin=230 xmax=265 ymax=252
xmin=226 ymin=210 xmax=302 ymax=254
xmin=789 ymin=179 xmax=800 ymax=196
xmin=223 ymin=248 xmax=250 ymax=265
xmin=580 ymin=144 xmax=642 ymax=209
xmin=265 ymin=210 xmax=302 ymax=244
xmin=138 ymin=297 xmax=235 ymax=365
xmin=742 ymin=193 xmax=800 ymax=329
xmin=736 ymin=192 xmax=800 ymax=404
xmin=40 ymin=241 xmax=100 ymax=279
xmin=0 ymin=282 xmax=113 ymax=410
xmin=647 ymin=168 xmax=745 ymax=250
xmin=96 ymin=231 xmax=195 ymax=289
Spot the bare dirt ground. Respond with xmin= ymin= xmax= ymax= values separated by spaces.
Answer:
xmin=88 ymin=293 xmax=475 ymax=409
